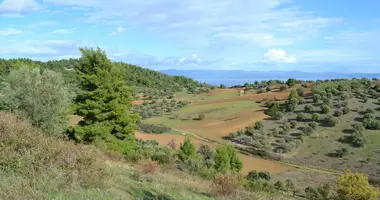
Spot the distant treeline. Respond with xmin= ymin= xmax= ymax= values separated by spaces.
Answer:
xmin=0 ymin=58 xmax=210 ymax=93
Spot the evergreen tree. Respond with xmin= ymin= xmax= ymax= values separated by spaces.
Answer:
xmin=70 ymin=48 xmax=139 ymax=155
xmin=214 ymin=144 xmax=242 ymax=172
xmin=178 ymin=137 xmax=197 ymax=162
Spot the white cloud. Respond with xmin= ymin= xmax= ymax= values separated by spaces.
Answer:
xmin=178 ymin=54 xmax=202 ymax=65
xmin=0 ymin=0 xmax=41 ymax=14
xmin=261 ymin=48 xmax=296 ymax=64
xmin=52 ymin=28 xmax=76 ymax=34
xmin=110 ymin=26 xmax=126 ymax=35
xmin=0 ymin=40 xmax=86 ymax=59
xmin=0 ymin=28 xmax=23 ymax=36
xmin=42 ymin=0 xmax=340 ymax=49
xmin=26 ymin=21 xmax=56 ymax=29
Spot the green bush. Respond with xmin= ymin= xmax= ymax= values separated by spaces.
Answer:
xmin=198 ymin=113 xmax=206 ymax=120
xmin=324 ymin=115 xmax=339 ymax=127
xmin=302 ymin=126 xmax=314 ymax=136
xmin=0 ymin=67 xmax=73 ymax=136
xmin=313 ymin=94 xmax=321 ymax=103
xmin=286 ymin=78 xmax=298 ymax=87
xmin=312 ymin=113 xmax=321 ymax=122
xmin=214 ymin=145 xmax=242 ymax=173
xmin=363 ymin=119 xmax=380 ymax=130
xmin=138 ymin=123 xmax=172 ymax=134
xmin=290 ymin=120 xmax=297 ymax=129
xmin=308 ymin=122 xmax=318 ymax=130
xmin=334 ymin=110 xmax=343 ymax=117
xmin=304 ymin=104 xmax=314 ymax=113
xmin=297 ymin=88 xmax=305 ymax=97
xmin=296 ymin=113 xmax=307 ymax=122
xmin=254 ymin=121 xmax=264 ymax=130
xmin=273 ymin=111 xmax=284 ymax=120
xmin=321 ymin=105 xmax=331 ymax=114
xmin=342 ymin=107 xmax=350 ymax=114
xmin=280 ymin=84 xmax=289 ymax=91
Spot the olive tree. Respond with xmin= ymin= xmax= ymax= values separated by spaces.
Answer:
xmin=0 ymin=67 xmax=73 ymax=135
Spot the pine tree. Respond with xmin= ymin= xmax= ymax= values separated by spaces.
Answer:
xmin=70 ymin=48 xmax=139 ymax=155
xmin=178 ymin=137 xmax=197 ymax=162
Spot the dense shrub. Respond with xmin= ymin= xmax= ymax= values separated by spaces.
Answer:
xmin=322 ymin=97 xmax=333 ymax=107
xmin=313 ymin=94 xmax=321 ymax=103
xmin=363 ymin=118 xmax=380 ymax=130
xmin=324 ymin=115 xmax=339 ymax=127
xmin=321 ymin=105 xmax=331 ymax=114
xmin=138 ymin=123 xmax=172 ymax=134
xmin=312 ymin=113 xmax=321 ymax=122
xmin=308 ymin=122 xmax=318 ymax=130
xmin=273 ymin=111 xmax=284 ymax=120
xmin=198 ymin=144 xmax=214 ymax=160
xmin=178 ymin=137 xmax=197 ymax=162
xmin=334 ymin=110 xmax=343 ymax=117
xmin=336 ymin=170 xmax=378 ymax=200
xmin=267 ymin=102 xmax=281 ymax=116
xmin=286 ymin=78 xmax=298 ymax=87
xmin=302 ymin=126 xmax=314 ymax=136
xmin=296 ymin=113 xmax=307 ymax=122
xmin=214 ymin=145 xmax=242 ymax=172
xmin=280 ymin=84 xmax=289 ymax=91
xmin=290 ymin=120 xmax=297 ymax=129
xmin=254 ymin=121 xmax=264 ymax=130
xmin=342 ymin=107 xmax=350 ymax=114
xmin=198 ymin=113 xmax=206 ymax=120
xmin=297 ymin=88 xmax=305 ymax=97
xmin=0 ymin=67 xmax=73 ymax=135
xmin=246 ymin=170 xmax=271 ymax=181
xmin=274 ymin=180 xmax=285 ymax=191
xmin=304 ymin=104 xmax=314 ymax=113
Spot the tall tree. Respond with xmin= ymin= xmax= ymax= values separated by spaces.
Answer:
xmin=71 ymin=48 xmax=139 ymax=155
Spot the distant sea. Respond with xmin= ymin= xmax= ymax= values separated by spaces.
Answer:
xmin=160 ymin=69 xmax=380 ymax=86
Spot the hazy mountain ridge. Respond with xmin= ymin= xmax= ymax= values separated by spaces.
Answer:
xmin=160 ymin=69 xmax=380 ymax=86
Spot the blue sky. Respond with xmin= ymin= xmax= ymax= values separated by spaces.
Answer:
xmin=0 ymin=0 xmax=379 ymax=73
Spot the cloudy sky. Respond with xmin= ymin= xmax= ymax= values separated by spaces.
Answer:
xmin=1 ymin=0 xmax=380 ymax=73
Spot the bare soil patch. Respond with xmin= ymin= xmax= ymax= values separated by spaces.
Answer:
xmin=190 ymin=91 xmax=290 ymax=106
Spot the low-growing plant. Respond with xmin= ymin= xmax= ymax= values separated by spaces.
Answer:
xmin=304 ymin=104 xmax=314 ymax=113
xmin=308 ymin=122 xmax=318 ymax=130
xmin=297 ymin=113 xmax=308 ymax=122
xmin=312 ymin=113 xmax=321 ymax=122
xmin=342 ymin=107 xmax=350 ymax=114
xmin=290 ymin=120 xmax=297 ymax=129
xmin=321 ymin=105 xmax=331 ymax=114
xmin=211 ymin=173 xmax=238 ymax=197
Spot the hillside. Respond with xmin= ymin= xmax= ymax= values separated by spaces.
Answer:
xmin=0 ymin=58 xmax=209 ymax=93
xmin=0 ymin=48 xmax=379 ymax=200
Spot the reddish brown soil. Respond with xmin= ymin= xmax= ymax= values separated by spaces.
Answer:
xmin=190 ymin=91 xmax=290 ymax=107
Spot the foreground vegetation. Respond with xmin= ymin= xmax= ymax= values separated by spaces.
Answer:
xmin=0 ymin=48 xmax=379 ymax=199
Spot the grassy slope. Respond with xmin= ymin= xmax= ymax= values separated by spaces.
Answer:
xmin=261 ymin=95 xmax=380 ymax=180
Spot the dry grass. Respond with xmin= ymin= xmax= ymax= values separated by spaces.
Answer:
xmin=0 ymin=112 xmax=106 ymax=199
xmin=211 ymin=173 xmax=238 ymax=197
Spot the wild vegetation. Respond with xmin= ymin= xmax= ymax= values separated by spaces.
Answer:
xmin=0 ymin=48 xmax=379 ymax=199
